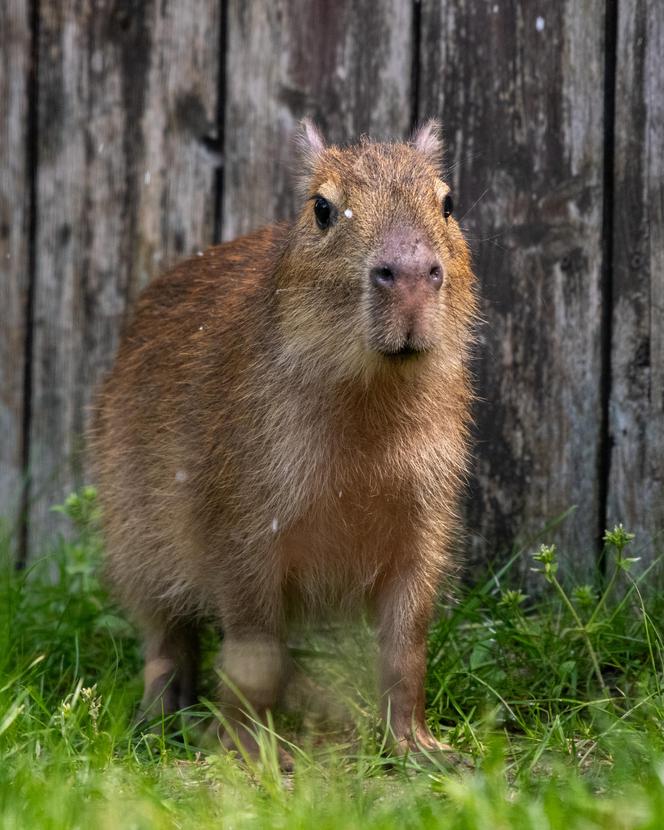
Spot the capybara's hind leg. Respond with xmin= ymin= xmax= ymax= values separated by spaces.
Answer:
xmin=139 ymin=617 xmax=200 ymax=722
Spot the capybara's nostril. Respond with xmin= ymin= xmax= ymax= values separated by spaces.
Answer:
xmin=429 ymin=264 xmax=443 ymax=290
xmin=370 ymin=265 xmax=396 ymax=289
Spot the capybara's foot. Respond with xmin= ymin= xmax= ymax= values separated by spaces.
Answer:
xmin=391 ymin=725 xmax=472 ymax=769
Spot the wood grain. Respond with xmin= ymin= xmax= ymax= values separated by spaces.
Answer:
xmin=222 ymin=0 xmax=414 ymax=240
xmin=27 ymin=0 xmax=221 ymax=551
xmin=2 ymin=0 xmax=660 ymax=569
xmin=608 ymin=0 xmax=664 ymax=559
xmin=419 ymin=0 xmax=607 ymax=577
xmin=0 ymin=0 xmax=31 ymax=550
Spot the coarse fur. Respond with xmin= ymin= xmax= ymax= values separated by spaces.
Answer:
xmin=90 ymin=120 xmax=478 ymax=763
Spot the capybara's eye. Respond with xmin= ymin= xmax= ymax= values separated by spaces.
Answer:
xmin=314 ymin=196 xmax=333 ymax=229
xmin=442 ymin=193 xmax=454 ymax=220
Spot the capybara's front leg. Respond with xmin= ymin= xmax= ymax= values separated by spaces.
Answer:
xmin=214 ymin=630 xmax=295 ymax=769
xmin=217 ymin=631 xmax=283 ymax=732
xmin=376 ymin=573 xmax=448 ymax=754
xmin=211 ymin=577 xmax=294 ymax=768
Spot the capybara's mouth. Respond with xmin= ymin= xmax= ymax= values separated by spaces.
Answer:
xmin=380 ymin=343 xmax=427 ymax=360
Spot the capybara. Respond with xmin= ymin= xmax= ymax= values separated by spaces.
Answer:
xmin=91 ymin=119 xmax=477 ymax=765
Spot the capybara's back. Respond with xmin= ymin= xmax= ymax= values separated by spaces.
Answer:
xmin=92 ymin=120 xmax=477 ymax=764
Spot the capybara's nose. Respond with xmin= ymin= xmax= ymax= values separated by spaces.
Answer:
xmin=370 ymin=227 xmax=443 ymax=293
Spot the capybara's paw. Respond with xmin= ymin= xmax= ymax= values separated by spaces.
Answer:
xmin=392 ymin=726 xmax=472 ymax=769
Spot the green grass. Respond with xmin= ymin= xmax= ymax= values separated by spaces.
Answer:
xmin=2 ymin=489 xmax=664 ymax=829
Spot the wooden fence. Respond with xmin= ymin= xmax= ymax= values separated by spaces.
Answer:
xmin=1 ymin=0 xmax=662 ymax=578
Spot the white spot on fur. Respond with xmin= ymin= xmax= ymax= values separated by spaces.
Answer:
xmin=344 ymin=208 xmax=353 ymax=219
xmin=198 ymin=326 xmax=204 ymax=331
xmin=197 ymin=250 xmax=204 ymax=256
xmin=338 ymin=490 xmax=343 ymax=498
xmin=271 ymin=517 xmax=279 ymax=533
xmin=175 ymin=470 xmax=188 ymax=483
xmin=535 ymin=16 xmax=545 ymax=31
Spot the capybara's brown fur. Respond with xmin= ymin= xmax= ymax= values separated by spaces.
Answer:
xmin=91 ymin=120 xmax=477 ymax=763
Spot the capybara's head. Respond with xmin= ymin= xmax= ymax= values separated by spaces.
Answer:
xmin=277 ymin=120 xmax=476 ymax=382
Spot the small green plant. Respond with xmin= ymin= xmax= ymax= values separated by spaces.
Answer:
xmin=51 ymin=485 xmax=102 ymax=533
xmin=426 ymin=523 xmax=664 ymax=769
xmin=532 ymin=542 xmax=608 ymax=696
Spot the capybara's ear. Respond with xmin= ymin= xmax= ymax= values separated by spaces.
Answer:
xmin=295 ymin=118 xmax=327 ymax=172
xmin=409 ymin=119 xmax=444 ymax=168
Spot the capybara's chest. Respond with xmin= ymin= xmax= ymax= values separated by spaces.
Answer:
xmin=273 ymin=459 xmax=426 ymax=614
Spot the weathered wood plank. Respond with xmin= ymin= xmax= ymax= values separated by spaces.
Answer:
xmin=27 ymin=0 xmax=221 ymax=552
xmin=223 ymin=0 xmax=414 ymax=240
xmin=608 ymin=0 xmax=664 ymax=558
xmin=0 ymin=0 xmax=31 ymax=552
xmin=419 ymin=0 xmax=607 ymax=577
